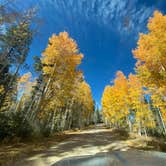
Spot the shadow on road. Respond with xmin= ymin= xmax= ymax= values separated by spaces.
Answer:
xmin=12 ymin=126 xmax=166 ymax=166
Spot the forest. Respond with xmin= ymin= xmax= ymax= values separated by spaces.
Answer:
xmin=0 ymin=1 xmax=166 ymax=166
xmin=0 ymin=0 xmax=166 ymax=150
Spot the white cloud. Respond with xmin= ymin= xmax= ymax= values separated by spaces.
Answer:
xmin=15 ymin=0 xmax=155 ymax=37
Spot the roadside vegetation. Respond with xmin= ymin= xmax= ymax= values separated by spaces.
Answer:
xmin=102 ymin=11 xmax=166 ymax=138
xmin=0 ymin=1 xmax=99 ymax=143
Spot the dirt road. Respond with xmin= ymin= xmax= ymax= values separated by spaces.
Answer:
xmin=12 ymin=125 xmax=166 ymax=166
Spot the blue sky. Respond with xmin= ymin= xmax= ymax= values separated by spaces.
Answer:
xmin=9 ymin=0 xmax=166 ymax=107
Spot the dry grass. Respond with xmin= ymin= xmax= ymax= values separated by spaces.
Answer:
xmin=0 ymin=133 xmax=70 ymax=166
xmin=125 ymin=132 xmax=166 ymax=152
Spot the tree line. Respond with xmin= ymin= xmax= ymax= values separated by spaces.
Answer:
xmin=102 ymin=11 xmax=166 ymax=137
xmin=0 ymin=2 xmax=97 ymax=141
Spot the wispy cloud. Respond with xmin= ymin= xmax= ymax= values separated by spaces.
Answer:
xmin=35 ymin=0 xmax=155 ymax=36
xmin=14 ymin=0 xmax=156 ymax=38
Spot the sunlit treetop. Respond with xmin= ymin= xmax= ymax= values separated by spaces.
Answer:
xmin=42 ymin=31 xmax=83 ymax=76
xmin=133 ymin=11 xmax=166 ymax=89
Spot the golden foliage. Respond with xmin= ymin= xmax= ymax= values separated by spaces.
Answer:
xmin=102 ymin=71 xmax=129 ymax=124
xmin=102 ymin=72 xmax=155 ymax=130
xmin=75 ymin=81 xmax=94 ymax=118
xmin=133 ymin=11 xmax=166 ymax=89
xmin=41 ymin=32 xmax=83 ymax=108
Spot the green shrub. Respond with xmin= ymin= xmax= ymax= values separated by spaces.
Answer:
xmin=0 ymin=111 xmax=33 ymax=141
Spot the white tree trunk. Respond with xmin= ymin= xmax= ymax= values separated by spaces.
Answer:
xmin=158 ymin=109 xmax=166 ymax=132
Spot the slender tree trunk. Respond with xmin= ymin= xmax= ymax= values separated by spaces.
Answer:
xmin=144 ymin=127 xmax=148 ymax=139
xmin=34 ymin=64 xmax=57 ymax=115
xmin=64 ymin=98 xmax=74 ymax=130
xmin=14 ymin=101 xmax=20 ymax=112
xmin=22 ymin=96 xmax=36 ymax=123
xmin=158 ymin=108 xmax=166 ymax=132
xmin=14 ymin=95 xmax=24 ymax=112
xmin=127 ymin=117 xmax=132 ymax=132
xmin=68 ymin=112 xmax=73 ymax=130
xmin=0 ymin=64 xmax=21 ymax=109
xmin=51 ymin=110 xmax=56 ymax=133
xmin=78 ymin=107 xmax=83 ymax=129
xmin=29 ymin=96 xmax=41 ymax=121
xmin=138 ymin=121 xmax=142 ymax=136
xmin=61 ymin=107 xmax=68 ymax=131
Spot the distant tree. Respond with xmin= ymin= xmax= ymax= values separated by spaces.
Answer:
xmin=102 ymin=72 xmax=156 ymax=136
xmin=95 ymin=107 xmax=103 ymax=124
